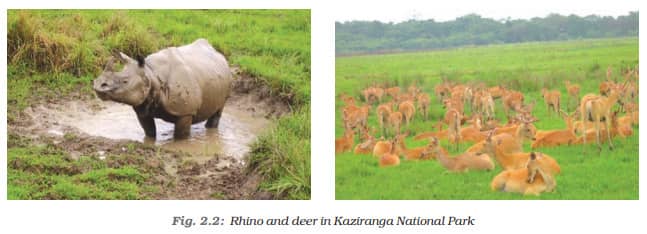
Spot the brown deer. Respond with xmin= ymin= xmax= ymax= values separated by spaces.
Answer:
xmin=398 ymin=100 xmax=416 ymax=126
xmin=335 ymin=129 xmax=355 ymax=154
xmin=416 ymin=93 xmax=431 ymax=121
xmin=388 ymin=111 xmax=403 ymax=136
xmin=580 ymin=86 xmax=623 ymax=152
xmin=480 ymin=131 xmax=561 ymax=174
xmin=564 ymin=80 xmax=580 ymax=110
xmin=541 ymin=88 xmax=561 ymax=117
xmin=425 ymin=137 xmax=494 ymax=172
xmin=394 ymin=132 xmax=446 ymax=160
xmin=531 ymin=110 xmax=577 ymax=149
xmin=445 ymin=108 xmax=462 ymax=151
xmin=379 ymin=139 xmax=400 ymax=167
xmin=490 ymin=152 xmax=557 ymax=196
xmin=376 ymin=102 xmax=393 ymax=135
xmin=354 ymin=128 xmax=378 ymax=155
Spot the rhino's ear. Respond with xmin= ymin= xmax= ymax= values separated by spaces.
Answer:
xmin=118 ymin=52 xmax=137 ymax=65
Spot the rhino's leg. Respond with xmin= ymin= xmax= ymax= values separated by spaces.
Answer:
xmin=136 ymin=114 xmax=157 ymax=138
xmin=174 ymin=116 xmax=192 ymax=139
xmin=205 ymin=109 xmax=223 ymax=128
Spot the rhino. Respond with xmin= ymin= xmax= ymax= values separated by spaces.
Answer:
xmin=93 ymin=39 xmax=232 ymax=139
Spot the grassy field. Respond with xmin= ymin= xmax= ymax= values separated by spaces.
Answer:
xmin=7 ymin=10 xmax=310 ymax=199
xmin=335 ymin=37 xmax=638 ymax=200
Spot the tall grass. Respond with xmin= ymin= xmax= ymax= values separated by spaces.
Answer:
xmin=335 ymin=38 xmax=639 ymax=199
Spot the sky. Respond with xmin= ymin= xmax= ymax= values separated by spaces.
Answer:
xmin=333 ymin=0 xmax=639 ymax=23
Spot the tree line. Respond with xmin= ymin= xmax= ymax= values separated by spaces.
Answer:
xmin=336 ymin=12 xmax=638 ymax=55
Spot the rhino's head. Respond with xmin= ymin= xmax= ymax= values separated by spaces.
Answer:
xmin=93 ymin=52 xmax=151 ymax=106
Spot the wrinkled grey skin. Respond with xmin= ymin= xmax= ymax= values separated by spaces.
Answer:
xmin=93 ymin=39 xmax=232 ymax=139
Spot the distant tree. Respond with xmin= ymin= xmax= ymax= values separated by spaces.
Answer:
xmin=336 ymin=11 xmax=639 ymax=55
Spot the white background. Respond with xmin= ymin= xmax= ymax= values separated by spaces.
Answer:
xmin=0 ymin=0 xmax=644 ymax=233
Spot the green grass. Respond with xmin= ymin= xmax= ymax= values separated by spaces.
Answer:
xmin=335 ymin=37 xmax=639 ymax=199
xmin=7 ymin=139 xmax=159 ymax=200
xmin=7 ymin=10 xmax=311 ymax=200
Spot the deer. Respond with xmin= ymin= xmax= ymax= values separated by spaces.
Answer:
xmin=564 ymin=80 xmax=580 ymax=110
xmin=460 ymin=114 xmax=489 ymax=143
xmin=416 ymin=93 xmax=431 ymax=121
xmin=466 ymin=119 xmax=536 ymax=154
xmin=398 ymin=100 xmax=416 ymax=126
xmin=362 ymin=87 xmax=375 ymax=104
xmin=480 ymin=130 xmax=561 ymax=174
xmin=408 ymin=82 xmax=421 ymax=98
xmin=376 ymin=102 xmax=393 ymax=135
xmin=489 ymin=85 xmax=506 ymax=99
xmin=373 ymin=138 xmax=393 ymax=158
xmin=531 ymin=110 xmax=577 ymax=149
xmin=580 ymin=85 xmax=624 ymax=152
xmin=490 ymin=152 xmax=557 ymax=196
xmin=388 ymin=111 xmax=403 ymax=136
xmin=618 ymin=102 xmax=638 ymax=126
xmin=434 ymin=82 xmax=451 ymax=103
xmin=339 ymin=93 xmax=356 ymax=106
xmin=541 ymin=88 xmax=561 ymax=117
xmin=335 ymin=129 xmax=355 ymax=154
xmin=502 ymin=90 xmax=525 ymax=116
xmin=445 ymin=108 xmax=462 ymax=151
xmin=424 ymin=137 xmax=494 ymax=172
xmin=385 ymin=86 xmax=401 ymax=101
xmin=414 ymin=121 xmax=448 ymax=140
xmin=479 ymin=92 xmax=495 ymax=121
xmin=342 ymin=104 xmax=370 ymax=137
xmin=394 ymin=132 xmax=446 ymax=160
xmin=354 ymin=128 xmax=378 ymax=155
xmin=379 ymin=139 xmax=400 ymax=167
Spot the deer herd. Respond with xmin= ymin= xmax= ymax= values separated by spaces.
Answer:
xmin=336 ymin=65 xmax=639 ymax=196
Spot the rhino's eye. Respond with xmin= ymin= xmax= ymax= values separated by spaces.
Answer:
xmin=122 ymin=80 xmax=128 ymax=84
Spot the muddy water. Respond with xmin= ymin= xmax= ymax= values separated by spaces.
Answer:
xmin=51 ymin=101 xmax=271 ymax=161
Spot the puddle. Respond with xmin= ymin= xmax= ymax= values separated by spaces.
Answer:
xmin=40 ymin=99 xmax=272 ymax=161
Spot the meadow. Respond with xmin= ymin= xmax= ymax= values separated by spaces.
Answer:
xmin=335 ymin=37 xmax=638 ymax=200
xmin=7 ymin=10 xmax=310 ymax=199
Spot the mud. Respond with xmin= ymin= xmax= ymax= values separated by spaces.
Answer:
xmin=8 ymin=71 xmax=289 ymax=199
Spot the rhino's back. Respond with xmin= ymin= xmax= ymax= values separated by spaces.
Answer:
xmin=146 ymin=39 xmax=232 ymax=122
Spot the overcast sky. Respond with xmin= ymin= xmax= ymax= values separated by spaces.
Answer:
xmin=333 ymin=0 xmax=639 ymax=23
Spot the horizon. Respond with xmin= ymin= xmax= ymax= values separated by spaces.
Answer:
xmin=335 ymin=11 xmax=639 ymax=24
xmin=333 ymin=0 xmax=639 ymax=23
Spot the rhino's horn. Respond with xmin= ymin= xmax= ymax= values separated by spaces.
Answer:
xmin=104 ymin=57 xmax=116 ymax=71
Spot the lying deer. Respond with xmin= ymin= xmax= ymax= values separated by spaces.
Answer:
xmin=490 ymin=152 xmax=557 ymax=196
xmin=425 ymin=137 xmax=494 ymax=172
xmin=531 ymin=110 xmax=577 ymax=149
xmin=480 ymin=130 xmax=561 ymax=174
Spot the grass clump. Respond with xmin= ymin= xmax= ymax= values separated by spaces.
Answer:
xmin=248 ymin=105 xmax=311 ymax=199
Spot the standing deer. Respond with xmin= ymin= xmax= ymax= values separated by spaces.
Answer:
xmin=564 ymin=80 xmax=580 ymax=111
xmin=580 ymin=86 xmax=623 ymax=152
xmin=376 ymin=102 xmax=393 ymax=136
xmin=541 ymin=88 xmax=561 ymax=117
xmin=416 ymin=93 xmax=431 ymax=121
xmin=398 ymin=100 xmax=416 ymax=127
xmin=445 ymin=108 xmax=462 ymax=151
xmin=388 ymin=111 xmax=403 ymax=136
